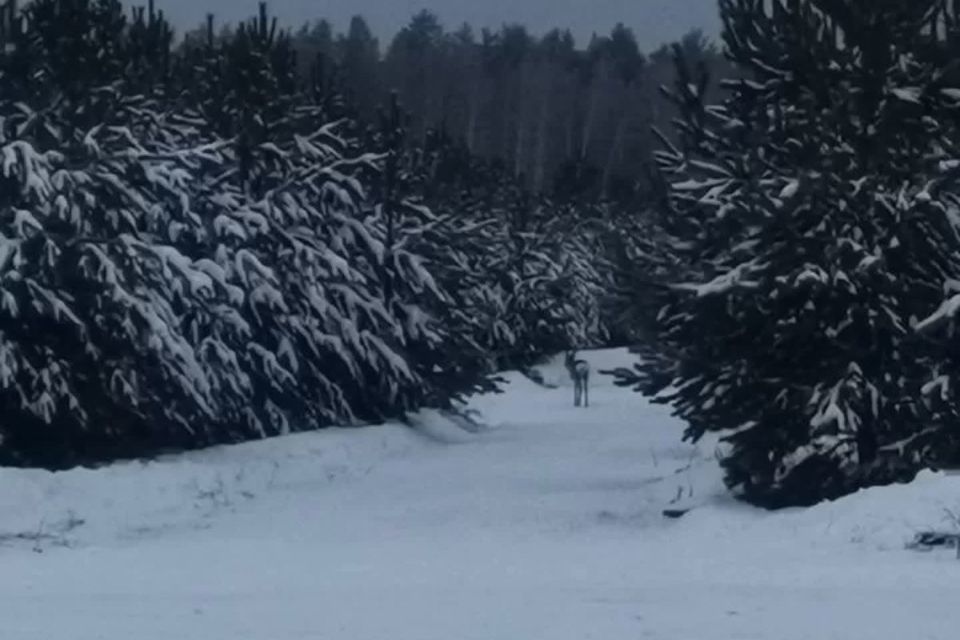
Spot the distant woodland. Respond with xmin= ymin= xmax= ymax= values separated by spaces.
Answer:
xmin=185 ymin=11 xmax=730 ymax=203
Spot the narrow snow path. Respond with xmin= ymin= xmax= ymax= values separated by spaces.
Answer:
xmin=1 ymin=350 xmax=960 ymax=639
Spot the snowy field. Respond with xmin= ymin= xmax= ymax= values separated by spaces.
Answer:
xmin=2 ymin=349 xmax=960 ymax=639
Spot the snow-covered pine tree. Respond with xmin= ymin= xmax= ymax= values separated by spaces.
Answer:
xmin=541 ymin=199 xmax=608 ymax=349
xmin=191 ymin=118 xmax=411 ymax=432
xmin=626 ymin=0 xmax=960 ymax=506
xmin=405 ymin=136 xmax=607 ymax=372
xmin=177 ymin=7 xmax=442 ymax=430
xmin=337 ymin=93 xmax=440 ymax=413
xmin=906 ymin=8 xmax=960 ymax=469
xmin=0 ymin=0 xmax=263 ymax=463
xmin=590 ymin=164 xmax=681 ymax=348
xmin=363 ymin=110 xmax=501 ymax=408
xmin=125 ymin=1 xmax=174 ymax=96
xmin=483 ymin=189 xmax=606 ymax=369
xmin=394 ymin=140 xmax=511 ymax=371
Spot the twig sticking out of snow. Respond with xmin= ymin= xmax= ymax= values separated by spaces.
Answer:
xmin=32 ymin=519 xmax=45 ymax=554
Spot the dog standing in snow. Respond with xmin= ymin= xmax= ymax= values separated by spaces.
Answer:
xmin=565 ymin=350 xmax=590 ymax=408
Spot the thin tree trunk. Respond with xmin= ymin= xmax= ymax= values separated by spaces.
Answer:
xmin=580 ymin=79 xmax=600 ymax=159
xmin=601 ymin=107 xmax=628 ymax=198
xmin=466 ymin=79 xmax=482 ymax=153
xmin=533 ymin=78 xmax=552 ymax=193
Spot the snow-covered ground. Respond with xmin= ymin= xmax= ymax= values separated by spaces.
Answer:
xmin=2 ymin=349 xmax=960 ymax=639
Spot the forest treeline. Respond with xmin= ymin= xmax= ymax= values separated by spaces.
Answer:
xmin=184 ymin=10 xmax=729 ymax=204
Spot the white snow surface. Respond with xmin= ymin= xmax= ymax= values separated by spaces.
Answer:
xmin=2 ymin=348 xmax=960 ymax=639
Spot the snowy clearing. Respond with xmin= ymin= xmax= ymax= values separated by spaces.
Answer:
xmin=2 ymin=349 xmax=960 ymax=639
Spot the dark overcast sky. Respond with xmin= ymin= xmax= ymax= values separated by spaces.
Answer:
xmin=141 ymin=0 xmax=720 ymax=51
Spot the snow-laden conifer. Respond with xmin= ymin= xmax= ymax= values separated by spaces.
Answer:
xmin=619 ymin=0 xmax=960 ymax=506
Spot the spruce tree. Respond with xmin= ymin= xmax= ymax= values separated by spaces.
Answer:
xmin=377 ymin=123 xmax=504 ymax=406
xmin=0 ymin=0 xmax=253 ymax=463
xmin=624 ymin=0 xmax=960 ymax=506
xmin=179 ymin=8 xmax=418 ymax=430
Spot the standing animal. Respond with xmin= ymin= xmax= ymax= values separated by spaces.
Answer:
xmin=564 ymin=350 xmax=590 ymax=407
